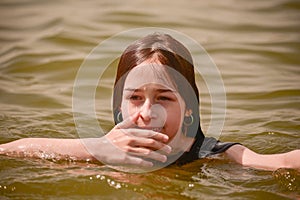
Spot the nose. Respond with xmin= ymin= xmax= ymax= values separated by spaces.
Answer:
xmin=139 ymin=99 xmax=153 ymax=122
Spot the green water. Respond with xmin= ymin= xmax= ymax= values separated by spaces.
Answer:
xmin=0 ymin=0 xmax=299 ymax=199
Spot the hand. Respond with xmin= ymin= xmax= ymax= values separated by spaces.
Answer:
xmin=83 ymin=112 xmax=172 ymax=168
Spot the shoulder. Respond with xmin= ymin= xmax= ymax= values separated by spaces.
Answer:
xmin=199 ymin=137 xmax=240 ymax=158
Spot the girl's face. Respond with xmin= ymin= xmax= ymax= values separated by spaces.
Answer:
xmin=120 ymin=61 xmax=188 ymax=141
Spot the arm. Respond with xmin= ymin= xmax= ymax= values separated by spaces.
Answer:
xmin=225 ymin=144 xmax=300 ymax=171
xmin=0 ymin=138 xmax=95 ymax=161
xmin=0 ymin=135 xmax=169 ymax=167
xmin=0 ymin=113 xmax=171 ymax=167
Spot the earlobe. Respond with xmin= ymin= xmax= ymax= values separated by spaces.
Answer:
xmin=185 ymin=109 xmax=192 ymax=117
xmin=116 ymin=106 xmax=123 ymax=123
xmin=183 ymin=109 xmax=193 ymax=127
xmin=116 ymin=111 xmax=123 ymax=123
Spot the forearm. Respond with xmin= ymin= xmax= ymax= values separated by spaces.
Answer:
xmin=0 ymin=138 xmax=96 ymax=161
xmin=225 ymin=145 xmax=300 ymax=171
xmin=0 ymin=134 xmax=171 ymax=168
xmin=282 ymin=150 xmax=300 ymax=169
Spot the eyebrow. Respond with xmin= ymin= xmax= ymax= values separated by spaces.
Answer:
xmin=124 ymin=88 xmax=176 ymax=93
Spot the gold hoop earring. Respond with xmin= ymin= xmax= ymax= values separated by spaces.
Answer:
xmin=117 ymin=112 xmax=123 ymax=123
xmin=184 ymin=115 xmax=193 ymax=126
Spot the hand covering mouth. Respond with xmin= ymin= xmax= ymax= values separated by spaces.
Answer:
xmin=137 ymin=127 xmax=163 ymax=132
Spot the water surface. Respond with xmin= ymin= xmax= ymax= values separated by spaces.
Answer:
xmin=0 ymin=0 xmax=299 ymax=199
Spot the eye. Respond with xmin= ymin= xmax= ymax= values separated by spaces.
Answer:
xmin=157 ymin=96 xmax=172 ymax=101
xmin=128 ymin=95 xmax=143 ymax=101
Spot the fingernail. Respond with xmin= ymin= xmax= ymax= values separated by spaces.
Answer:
xmin=161 ymin=145 xmax=172 ymax=154
xmin=166 ymin=145 xmax=172 ymax=154
xmin=161 ymin=155 xmax=167 ymax=163
xmin=163 ymin=135 xmax=169 ymax=142
xmin=145 ymin=162 xmax=153 ymax=167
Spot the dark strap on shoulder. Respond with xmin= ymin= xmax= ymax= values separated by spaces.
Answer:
xmin=198 ymin=137 xmax=240 ymax=158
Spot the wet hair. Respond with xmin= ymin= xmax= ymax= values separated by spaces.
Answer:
xmin=113 ymin=33 xmax=205 ymax=163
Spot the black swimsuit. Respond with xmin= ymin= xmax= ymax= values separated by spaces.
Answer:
xmin=175 ymin=136 xmax=239 ymax=165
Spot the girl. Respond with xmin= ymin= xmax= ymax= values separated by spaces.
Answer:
xmin=0 ymin=33 xmax=299 ymax=171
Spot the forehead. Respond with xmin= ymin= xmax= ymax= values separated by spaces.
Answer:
xmin=124 ymin=63 xmax=177 ymax=90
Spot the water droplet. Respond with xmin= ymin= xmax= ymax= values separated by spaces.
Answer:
xmin=115 ymin=183 xmax=121 ymax=189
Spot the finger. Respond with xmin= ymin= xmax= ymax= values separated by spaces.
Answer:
xmin=123 ymin=156 xmax=154 ymax=168
xmin=128 ymin=147 xmax=168 ymax=163
xmin=129 ymin=129 xmax=169 ymax=143
xmin=115 ymin=111 xmax=139 ymax=129
xmin=131 ymin=137 xmax=172 ymax=154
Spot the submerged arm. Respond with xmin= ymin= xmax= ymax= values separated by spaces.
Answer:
xmin=225 ymin=144 xmax=300 ymax=171
xmin=0 ymin=136 xmax=167 ymax=167
xmin=0 ymin=112 xmax=171 ymax=167
xmin=0 ymin=138 xmax=96 ymax=161
xmin=0 ymin=129 xmax=170 ymax=167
